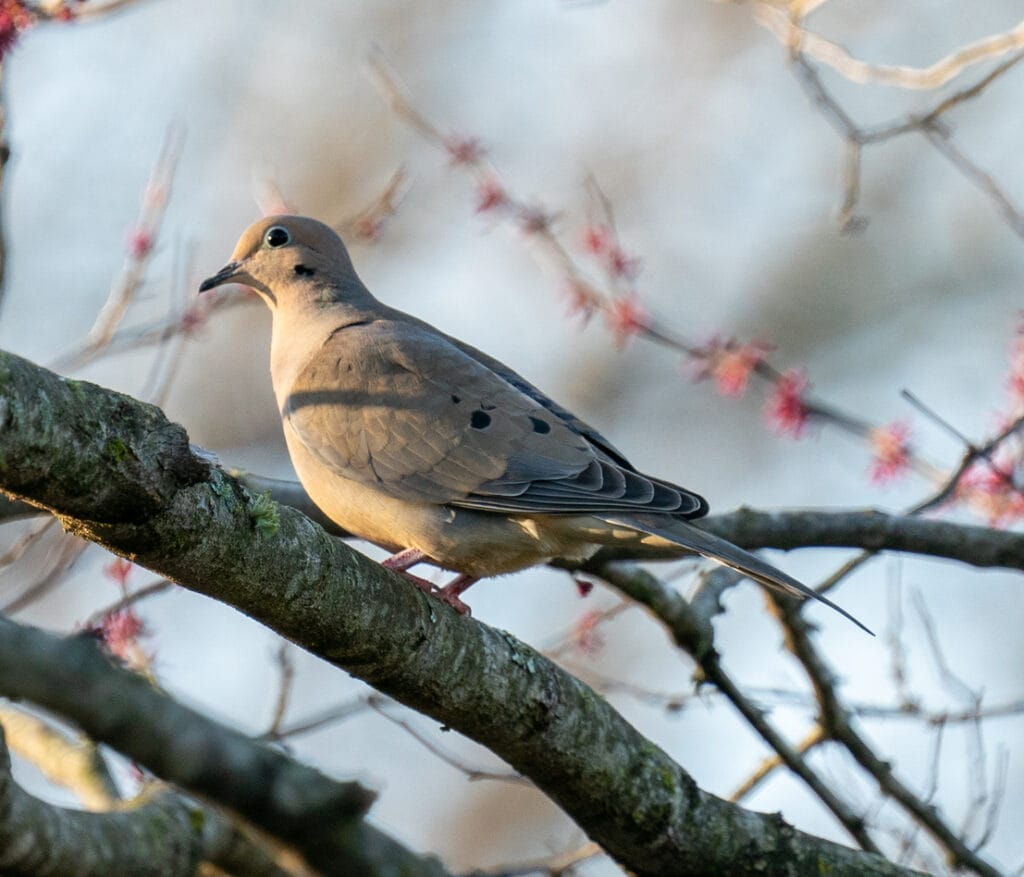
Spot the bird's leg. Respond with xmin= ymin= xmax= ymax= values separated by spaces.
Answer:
xmin=381 ymin=549 xmax=478 ymax=615
xmin=381 ymin=547 xmax=426 ymax=572
xmin=436 ymin=574 xmax=479 ymax=616
xmin=381 ymin=548 xmax=438 ymax=595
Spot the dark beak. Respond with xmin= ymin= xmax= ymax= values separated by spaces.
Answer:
xmin=199 ymin=260 xmax=243 ymax=293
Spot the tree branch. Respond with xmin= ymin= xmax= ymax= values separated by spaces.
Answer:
xmin=0 ymin=617 xmax=444 ymax=877
xmin=584 ymin=560 xmax=881 ymax=852
xmin=770 ymin=594 xmax=1003 ymax=877
xmin=701 ymin=507 xmax=1024 ymax=573
xmin=0 ymin=716 xmax=310 ymax=877
xmin=0 ymin=707 xmax=118 ymax=810
xmin=0 ymin=724 xmax=202 ymax=877
xmin=0 ymin=349 xmax=926 ymax=875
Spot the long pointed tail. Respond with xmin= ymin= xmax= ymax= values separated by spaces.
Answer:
xmin=603 ymin=515 xmax=873 ymax=635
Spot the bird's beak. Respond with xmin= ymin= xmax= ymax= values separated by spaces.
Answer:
xmin=199 ymin=260 xmax=244 ymax=293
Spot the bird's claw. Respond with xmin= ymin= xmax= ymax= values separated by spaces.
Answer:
xmin=437 ymin=590 xmax=472 ymax=616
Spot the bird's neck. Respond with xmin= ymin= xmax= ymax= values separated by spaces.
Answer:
xmin=267 ymin=286 xmax=380 ymax=404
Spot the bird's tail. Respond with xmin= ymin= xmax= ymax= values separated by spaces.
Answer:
xmin=603 ymin=515 xmax=872 ymax=635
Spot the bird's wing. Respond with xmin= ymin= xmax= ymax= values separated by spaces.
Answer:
xmin=436 ymin=326 xmax=635 ymax=468
xmin=282 ymin=318 xmax=707 ymax=517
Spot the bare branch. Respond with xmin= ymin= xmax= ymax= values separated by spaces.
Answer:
xmin=585 ymin=559 xmax=879 ymax=853
xmin=771 ymin=594 xmax=1002 ymax=876
xmin=0 ymin=707 xmax=118 ymax=810
xmin=754 ymin=5 xmax=1024 ymax=89
xmin=82 ymin=127 xmax=183 ymax=352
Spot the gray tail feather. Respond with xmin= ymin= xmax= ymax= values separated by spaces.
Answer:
xmin=604 ymin=515 xmax=873 ymax=636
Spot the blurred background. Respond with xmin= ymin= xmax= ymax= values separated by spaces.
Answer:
xmin=2 ymin=1 xmax=1023 ymax=873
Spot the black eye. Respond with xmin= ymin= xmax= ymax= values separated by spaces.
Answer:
xmin=264 ymin=226 xmax=290 ymax=248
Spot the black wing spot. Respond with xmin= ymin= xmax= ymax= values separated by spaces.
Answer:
xmin=451 ymin=394 xmax=462 ymax=404
xmin=470 ymin=410 xmax=492 ymax=430
xmin=294 ymin=264 xmax=316 ymax=276
xmin=529 ymin=416 xmax=551 ymax=434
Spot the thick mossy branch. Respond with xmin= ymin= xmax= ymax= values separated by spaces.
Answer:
xmin=0 ymin=353 xmax=208 ymax=527
xmin=0 ymin=350 xmax=923 ymax=877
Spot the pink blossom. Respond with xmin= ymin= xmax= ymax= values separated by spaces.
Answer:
xmin=604 ymin=292 xmax=649 ymax=348
xmin=474 ymin=177 xmax=507 ymax=213
xmin=571 ymin=610 xmax=605 ymax=656
xmin=957 ymin=458 xmax=1024 ymax=527
xmin=764 ymin=369 xmax=811 ymax=437
xmin=126 ymin=227 xmax=153 ymax=259
xmin=444 ymin=136 xmax=483 ymax=166
xmin=606 ymin=246 xmax=641 ymax=281
xmin=868 ymin=421 xmax=913 ymax=484
xmin=103 ymin=556 xmax=133 ymax=590
xmin=0 ymin=1 xmax=32 ymax=59
xmin=582 ymin=224 xmax=611 ymax=255
xmin=565 ymin=278 xmax=600 ymax=324
xmin=580 ymin=225 xmax=640 ymax=279
xmin=692 ymin=337 xmax=771 ymax=399
xmin=95 ymin=609 xmax=146 ymax=662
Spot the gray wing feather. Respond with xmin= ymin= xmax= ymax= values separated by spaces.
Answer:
xmin=283 ymin=318 xmax=707 ymax=518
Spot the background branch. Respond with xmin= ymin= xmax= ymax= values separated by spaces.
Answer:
xmin=0 ymin=615 xmax=449 ymax=877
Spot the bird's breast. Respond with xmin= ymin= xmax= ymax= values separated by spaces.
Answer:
xmin=281 ymin=425 xmax=604 ymax=576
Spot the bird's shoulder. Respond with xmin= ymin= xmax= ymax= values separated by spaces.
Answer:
xmin=290 ymin=309 xmax=629 ymax=461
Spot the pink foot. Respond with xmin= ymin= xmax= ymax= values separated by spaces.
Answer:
xmin=381 ymin=547 xmax=427 ymax=573
xmin=381 ymin=549 xmax=439 ymax=595
xmin=380 ymin=550 xmax=479 ymax=615
xmin=397 ymin=569 xmax=440 ymax=597
xmin=437 ymin=574 xmax=479 ymax=616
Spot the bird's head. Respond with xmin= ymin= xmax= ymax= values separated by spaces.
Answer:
xmin=199 ymin=215 xmax=361 ymax=308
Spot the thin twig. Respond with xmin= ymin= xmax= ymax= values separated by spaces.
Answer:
xmin=84 ymin=579 xmax=173 ymax=628
xmin=729 ymin=725 xmax=827 ymax=803
xmin=259 ymin=697 xmax=372 ymax=743
xmin=772 ymin=594 xmax=1003 ymax=877
xmin=368 ymin=697 xmax=530 ymax=787
xmin=589 ymin=560 xmax=880 ymax=852
xmin=1 ymin=536 xmax=88 ymax=615
xmin=266 ymin=643 xmax=296 ymax=739
xmin=82 ymin=126 xmax=184 ymax=352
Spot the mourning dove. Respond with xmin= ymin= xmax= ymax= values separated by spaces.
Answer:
xmin=200 ymin=216 xmax=869 ymax=633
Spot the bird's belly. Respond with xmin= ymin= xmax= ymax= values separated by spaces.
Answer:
xmin=284 ymin=434 xmax=602 ymax=577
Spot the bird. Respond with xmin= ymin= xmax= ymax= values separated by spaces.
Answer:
xmin=200 ymin=215 xmax=870 ymax=634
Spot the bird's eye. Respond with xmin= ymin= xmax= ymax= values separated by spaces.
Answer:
xmin=264 ymin=226 xmax=291 ymax=248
